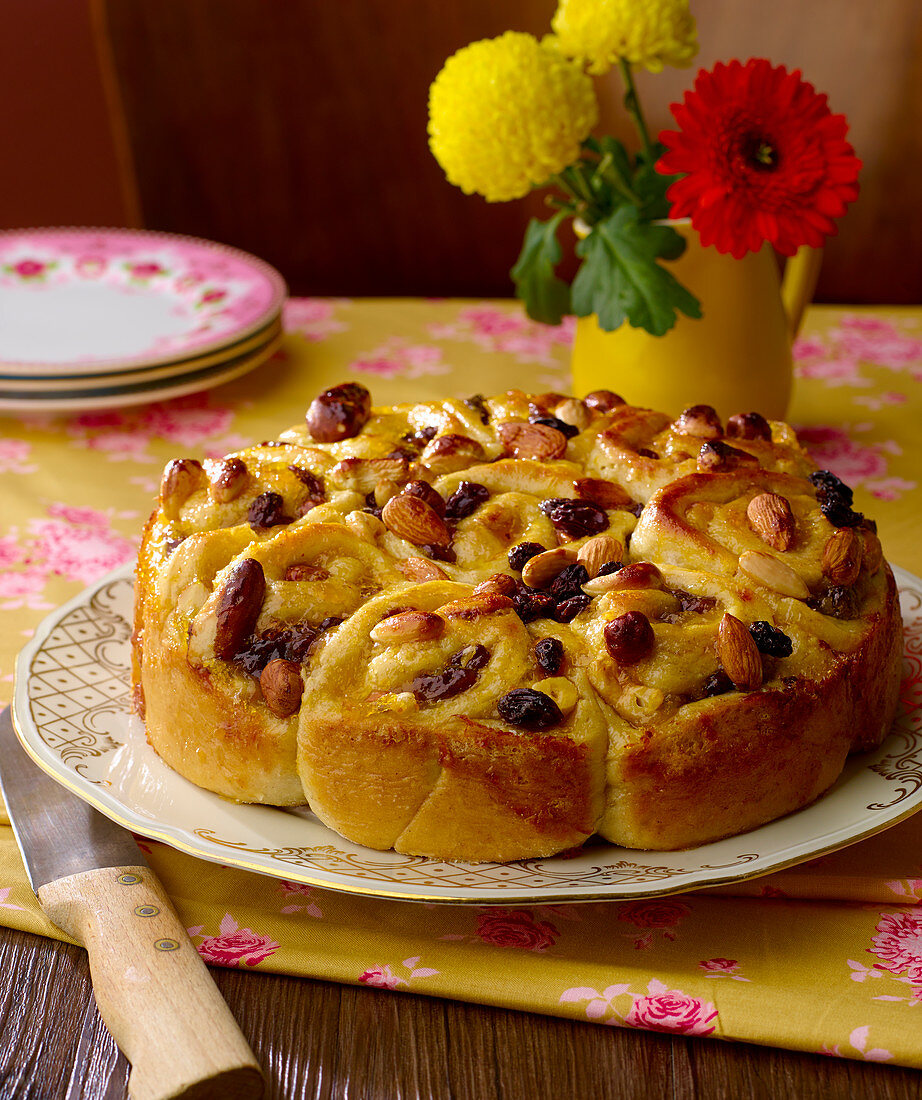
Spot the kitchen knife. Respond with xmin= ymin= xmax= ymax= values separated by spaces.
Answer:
xmin=0 ymin=706 xmax=264 ymax=1100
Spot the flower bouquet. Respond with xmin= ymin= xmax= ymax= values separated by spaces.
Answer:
xmin=427 ymin=0 xmax=861 ymax=338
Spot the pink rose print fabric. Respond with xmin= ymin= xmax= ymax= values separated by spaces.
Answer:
xmin=188 ymin=913 xmax=280 ymax=968
xmin=475 ymin=908 xmax=560 ymax=952
xmin=358 ymin=957 xmax=439 ymax=990
xmin=561 ymin=978 xmax=718 ymax=1036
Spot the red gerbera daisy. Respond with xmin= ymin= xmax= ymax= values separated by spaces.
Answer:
xmin=656 ymin=58 xmax=861 ymax=258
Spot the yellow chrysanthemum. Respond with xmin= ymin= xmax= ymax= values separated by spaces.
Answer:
xmin=551 ymin=0 xmax=698 ymax=75
xmin=428 ymin=31 xmax=598 ymax=203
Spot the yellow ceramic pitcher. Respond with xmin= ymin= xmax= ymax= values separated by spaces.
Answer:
xmin=569 ymin=221 xmax=822 ymax=421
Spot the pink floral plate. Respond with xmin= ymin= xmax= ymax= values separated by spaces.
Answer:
xmin=11 ymin=564 xmax=922 ymax=904
xmin=0 ymin=228 xmax=287 ymax=377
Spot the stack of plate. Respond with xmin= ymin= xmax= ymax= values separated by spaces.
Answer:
xmin=0 ymin=228 xmax=287 ymax=414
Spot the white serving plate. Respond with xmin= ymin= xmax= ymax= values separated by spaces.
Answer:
xmin=12 ymin=564 xmax=922 ymax=904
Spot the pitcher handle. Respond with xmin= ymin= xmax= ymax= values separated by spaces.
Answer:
xmin=781 ymin=246 xmax=823 ymax=337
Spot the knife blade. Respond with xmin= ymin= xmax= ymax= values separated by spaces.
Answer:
xmin=0 ymin=706 xmax=264 ymax=1100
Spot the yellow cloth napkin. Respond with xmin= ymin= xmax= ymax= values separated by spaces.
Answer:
xmin=1 ymin=299 xmax=921 ymax=1065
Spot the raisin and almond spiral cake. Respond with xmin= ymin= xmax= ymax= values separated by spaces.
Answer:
xmin=133 ymin=384 xmax=902 ymax=861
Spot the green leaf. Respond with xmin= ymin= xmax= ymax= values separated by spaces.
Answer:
xmin=633 ymin=143 xmax=680 ymax=222
xmin=571 ymin=206 xmax=702 ymax=336
xmin=510 ymin=213 xmax=571 ymax=326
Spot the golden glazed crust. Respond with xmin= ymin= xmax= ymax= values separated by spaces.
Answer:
xmin=133 ymin=387 xmax=903 ymax=860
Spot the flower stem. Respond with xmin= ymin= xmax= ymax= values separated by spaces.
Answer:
xmin=618 ymin=59 xmax=654 ymax=160
xmin=591 ymin=151 xmax=642 ymax=205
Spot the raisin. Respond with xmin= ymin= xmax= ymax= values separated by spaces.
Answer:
xmin=463 ymin=394 xmax=490 ymax=424
xmin=362 ymin=491 xmax=383 ymax=519
xmin=820 ymin=497 xmax=864 ymax=528
xmin=668 ymin=589 xmax=717 ymax=614
xmin=535 ymin=637 xmax=564 ymax=676
xmin=636 ymin=448 xmax=659 ymax=460
xmin=603 ymin=611 xmax=655 ymax=665
xmin=597 ymin=561 xmax=623 ymax=577
xmin=809 ymin=470 xmax=854 ymax=505
xmin=508 ymin=542 xmax=546 ymax=571
xmin=702 ymin=670 xmax=735 ymax=697
xmin=808 ymin=586 xmax=860 ymax=620
xmin=287 ymin=465 xmax=325 ymax=502
xmin=444 ymin=481 xmax=490 ymax=522
xmin=548 ymin=563 xmax=590 ymax=600
xmin=422 ymin=543 xmax=456 ymax=563
xmin=448 ymin=644 xmax=491 ymax=671
xmin=403 ymin=480 xmax=446 ymax=517
xmin=234 ymin=622 xmax=318 ymax=677
xmin=497 ymin=688 xmax=563 ymax=730
xmin=749 ymin=621 xmax=794 ymax=657
xmin=512 ymin=590 xmax=557 ymax=623
xmin=539 ymin=498 xmax=609 ymax=540
xmin=554 ymin=594 xmax=591 ymax=622
xmin=411 ymin=666 xmax=476 ymax=702
xmin=528 ymin=414 xmax=579 ymax=439
xmin=411 ymin=645 xmax=490 ymax=702
xmin=247 ymin=491 xmax=290 ymax=529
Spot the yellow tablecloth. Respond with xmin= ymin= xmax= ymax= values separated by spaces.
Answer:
xmin=2 ymin=299 xmax=922 ymax=1065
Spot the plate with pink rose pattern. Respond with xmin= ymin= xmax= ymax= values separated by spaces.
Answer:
xmin=0 ymin=228 xmax=286 ymax=376
xmin=11 ymin=563 xmax=922 ymax=904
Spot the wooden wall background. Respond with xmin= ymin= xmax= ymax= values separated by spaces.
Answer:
xmin=2 ymin=0 xmax=921 ymax=304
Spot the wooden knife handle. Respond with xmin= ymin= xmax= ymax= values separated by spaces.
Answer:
xmin=38 ymin=864 xmax=263 ymax=1100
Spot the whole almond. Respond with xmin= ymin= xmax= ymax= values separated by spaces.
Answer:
xmin=577 ymin=535 xmax=623 ymax=578
xmin=673 ymin=404 xmax=723 ymax=439
xmin=498 ymin=421 xmax=567 ymax=461
xmin=599 ymin=561 xmax=662 ymax=591
xmin=382 ymin=493 xmax=451 ymax=548
xmin=420 ymin=434 xmax=486 ymax=476
xmin=554 ymin=398 xmax=591 ymax=431
xmin=583 ymin=390 xmax=625 ymax=412
xmin=746 ymin=492 xmax=796 ymax=551
xmin=716 ymin=613 xmax=762 ymax=690
xmin=582 ymin=571 xmax=629 ymax=596
xmin=738 ymin=550 xmax=810 ymax=599
xmin=214 ymin=558 xmax=266 ymax=660
xmin=521 ymin=547 xmax=577 ymax=589
xmin=210 ymin=457 xmax=248 ymax=504
xmin=573 ymin=477 xmax=633 ymax=509
xmin=260 ymin=658 xmax=303 ymax=718
xmin=697 ymin=440 xmax=760 ymax=472
xmin=160 ymin=458 xmax=206 ymax=517
xmin=473 ymin=573 xmax=519 ymax=598
xmin=861 ymin=529 xmax=883 ymax=575
xmin=396 ymin=556 xmax=449 ymax=581
xmin=822 ymin=528 xmax=863 ymax=586
xmin=401 ymin=479 xmax=446 ymax=516
xmin=370 ymin=610 xmax=445 ymax=644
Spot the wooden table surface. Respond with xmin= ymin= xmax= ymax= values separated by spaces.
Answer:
xmin=1 ymin=925 xmax=918 ymax=1099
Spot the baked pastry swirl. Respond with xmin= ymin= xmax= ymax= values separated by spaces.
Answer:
xmin=133 ymin=385 xmax=902 ymax=861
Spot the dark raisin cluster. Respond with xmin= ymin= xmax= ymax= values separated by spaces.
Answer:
xmin=463 ymin=394 xmax=490 ymax=424
xmin=497 ymin=687 xmax=563 ymax=730
xmin=538 ymin=499 xmax=609 ymax=540
xmin=808 ymin=585 xmax=859 ymax=620
xmin=444 ymin=481 xmax=490 ymax=522
xmin=410 ymin=645 xmax=490 ymax=703
xmin=701 ymin=670 xmax=735 ymax=697
xmin=247 ymin=491 xmax=291 ymax=529
xmin=809 ymin=469 xmax=863 ymax=528
xmin=508 ymin=542 xmax=546 ymax=571
xmin=234 ymin=619 xmax=340 ymax=678
xmin=749 ymin=621 xmax=794 ymax=658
